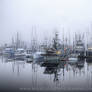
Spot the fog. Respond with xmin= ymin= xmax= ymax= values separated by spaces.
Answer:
xmin=0 ymin=0 xmax=92 ymax=45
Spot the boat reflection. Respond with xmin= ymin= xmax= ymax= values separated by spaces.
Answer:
xmin=1 ymin=55 xmax=92 ymax=91
xmin=41 ymin=61 xmax=66 ymax=82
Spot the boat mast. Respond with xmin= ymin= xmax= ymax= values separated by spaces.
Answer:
xmin=31 ymin=25 xmax=37 ymax=53
xmin=53 ymin=31 xmax=58 ymax=50
xmin=63 ymin=27 xmax=65 ymax=50
xmin=16 ymin=32 xmax=20 ymax=49
xmin=69 ymin=30 xmax=71 ymax=47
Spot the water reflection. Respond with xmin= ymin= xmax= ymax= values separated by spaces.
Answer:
xmin=43 ymin=62 xmax=65 ymax=82
xmin=0 ymin=56 xmax=92 ymax=91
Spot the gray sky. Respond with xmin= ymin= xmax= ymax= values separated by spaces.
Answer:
xmin=0 ymin=0 xmax=92 ymax=45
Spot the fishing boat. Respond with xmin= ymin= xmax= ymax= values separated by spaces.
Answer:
xmin=41 ymin=48 xmax=61 ymax=65
xmin=41 ymin=31 xmax=62 ymax=65
xmin=68 ymin=54 xmax=79 ymax=64
xmin=33 ymin=51 xmax=46 ymax=62
xmin=74 ymin=38 xmax=85 ymax=58
xmin=3 ymin=46 xmax=15 ymax=59
xmin=86 ymin=47 xmax=92 ymax=62
xmin=86 ymin=34 xmax=92 ymax=61
xmin=25 ymin=49 xmax=33 ymax=62
xmin=14 ymin=48 xmax=26 ymax=60
xmin=25 ymin=54 xmax=33 ymax=62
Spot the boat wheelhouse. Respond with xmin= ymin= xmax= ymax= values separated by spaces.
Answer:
xmin=74 ymin=39 xmax=85 ymax=57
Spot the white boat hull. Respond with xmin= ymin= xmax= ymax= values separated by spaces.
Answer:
xmin=69 ymin=58 xmax=78 ymax=61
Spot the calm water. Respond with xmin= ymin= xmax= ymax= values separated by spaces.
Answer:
xmin=0 ymin=56 xmax=92 ymax=91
